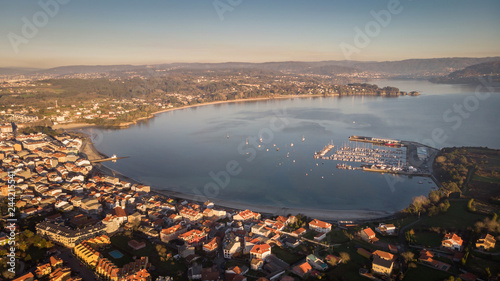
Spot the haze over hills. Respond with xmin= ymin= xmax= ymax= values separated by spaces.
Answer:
xmin=2 ymin=57 xmax=500 ymax=80
xmin=431 ymin=60 xmax=500 ymax=84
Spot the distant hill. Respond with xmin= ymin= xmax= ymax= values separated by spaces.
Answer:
xmin=0 ymin=67 xmax=40 ymax=75
xmin=3 ymin=57 xmax=500 ymax=79
xmin=32 ymin=64 xmax=142 ymax=75
xmin=333 ymin=57 xmax=500 ymax=78
xmin=430 ymin=61 xmax=500 ymax=84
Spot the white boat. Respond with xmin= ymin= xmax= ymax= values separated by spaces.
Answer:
xmin=302 ymin=135 xmax=305 ymax=142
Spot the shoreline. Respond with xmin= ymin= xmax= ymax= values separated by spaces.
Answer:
xmin=53 ymin=94 xmax=324 ymax=130
xmin=78 ymin=131 xmax=397 ymax=221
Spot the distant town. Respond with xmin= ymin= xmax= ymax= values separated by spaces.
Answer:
xmin=0 ymin=120 xmax=499 ymax=281
xmin=0 ymin=69 xmax=419 ymax=129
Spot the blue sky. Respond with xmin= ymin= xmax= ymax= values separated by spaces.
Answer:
xmin=1 ymin=0 xmax=499 ymax=68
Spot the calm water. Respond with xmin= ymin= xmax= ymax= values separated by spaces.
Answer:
xmin=87 ymin=79 xmax=500 ymax=212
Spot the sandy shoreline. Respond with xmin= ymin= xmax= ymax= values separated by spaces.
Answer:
xmin=152 ymin=188 xmax=395 ymax=221
xmin=53 ymin=122 xmax=97 ymax=130
xmin=53 ymin=94 xmax=323 ymax=130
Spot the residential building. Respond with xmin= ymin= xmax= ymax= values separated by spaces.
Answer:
xmin=223 ymin=233 xmax=241 ymax=259
xmin=375 ymin=223 xmax=397 ymax=235
xmin=250 ymin=243 xmax=271 ymax=260
xmin=203 ymin=237 xmax=219 ymax=253
xmin=160 ymin=223 xmax=187 ymax=243
xmin=309 ymin=219 xmax=332 ymax=233
xmin=179 ymin=208 xmax=203 ymax=222
xmin=292 ymin=262 xmax=312 ymax=278
xmin=306 ymin=254 xmax=328 ymax=271
xmin=233 ymin=209 xmax=261 ymax=221
xmin=178 ymin=229 xmax=207 ymax=246
xmin=441 ymin=233 xmax=463 ymax=251
xmin=360 ymin=227 xmax=378 ymax=243
xmin=476 ymin=233 xmax=496 ymax=250
xmin=36 ymin=221 xmax=106 ymax=248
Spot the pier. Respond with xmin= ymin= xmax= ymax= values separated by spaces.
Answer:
xmin=314 ymin=141 xmax=335 ymax=159
xmin=349 ymin=135 xmax=401 ymax=147
xmin=90 ymin=156 xmax=129 ymax=163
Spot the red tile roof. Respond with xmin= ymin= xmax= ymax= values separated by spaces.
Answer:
xmin=363 ymin=227 xmax=376 ymax=237
xmin=250 ymin=243 xmax=271 ymax=255
xmin=309 ymin=219 xmax=332 ymax=229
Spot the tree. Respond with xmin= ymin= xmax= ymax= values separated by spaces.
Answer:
xmin=339 ymin=252 xmax=350 ymax=264
xmin=429 ymin=190 xmax=441 ymax=204
xmin=401 ymin=251 xmax=415 ymax=264
xmin=46 ymin=240 xmax=54 ymax=249
xmin=405 ymin=229 xmax=416 ymax=244
xmin=467 ymin=199 xmax=476 ymax=212
xmin=2 ymin=270 xmax=15 ymax=279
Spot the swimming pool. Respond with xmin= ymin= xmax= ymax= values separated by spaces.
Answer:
xmin=109 ymin=250 xmax=124 ymax=259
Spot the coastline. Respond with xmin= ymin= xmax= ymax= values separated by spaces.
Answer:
xmin=53 ymin=94 xmax=325 ymax=130
xmin=79 ymin=132 xmax=396 ymax=221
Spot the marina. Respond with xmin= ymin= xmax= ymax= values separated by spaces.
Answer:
xmin=314 ymin=137 xmax=437 ymax=177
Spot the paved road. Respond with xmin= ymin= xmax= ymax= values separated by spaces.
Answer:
xmin=58 ymin=247 xmax=99 ymax=281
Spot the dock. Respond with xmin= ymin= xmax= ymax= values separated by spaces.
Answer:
xmin=314 ymin=141 xmax=335 ymax=159
xmin=90 ymin=156 xmax=129 ymax=163
xmin=349 ymin=135 xmax=402 ymax=147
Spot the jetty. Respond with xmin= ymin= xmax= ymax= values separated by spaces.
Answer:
xmin=90 ymin=155 xmax=129 ymax=163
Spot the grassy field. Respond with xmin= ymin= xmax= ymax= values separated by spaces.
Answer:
xmin=414 ymin=199 xmax=486 ymax=229
xmin=384 ymin=216 xmax=420 ymax=229
xmin=403 ymin=264 xmax=451 ymax=281
xmin=463 ymin=147 xmax=500 ymax=201
xmin=467 ymin=254 xmax=499 ymax=278
xmin=303 ymin=230 xmax=319 ymax=240
xmin=473 ymin=174 xmax=500 ymax=184
xmin=326 ymin=229 xmax=350 ymax=244
xmin=324 ymin=243 xmax=371 ymax=281
xmin=413 ymin=231 xmax=443 ymax=248
xmin=271 ymin=246 xmax=304 ymax=264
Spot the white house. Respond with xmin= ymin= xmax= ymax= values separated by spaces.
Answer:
xmin=309 ymin=219 xmax=332 ymax=233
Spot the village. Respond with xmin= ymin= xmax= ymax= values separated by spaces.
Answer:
xmin=0 ymin=122 xmax=498 ymax=281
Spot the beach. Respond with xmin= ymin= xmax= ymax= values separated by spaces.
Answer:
xmin=54 ymin=94 xmax=324 ymax=130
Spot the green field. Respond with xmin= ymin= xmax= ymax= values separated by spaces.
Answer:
xmin=403 ymin=264 xmax=451 ymax=281
xmin=414 ymin=199 xmax=486 ymax=229
xmin=271 ymin=246 xmax=304 ymax=264
xmin=413 ymin=232 xmax=443 ymax=248
xmin=326 ymin=229 xmax=350 ymax=244
xmin=472 ymin=174 xmax=500 ymax=184
xmin=384 ymin=216 xmax=420 ymax=229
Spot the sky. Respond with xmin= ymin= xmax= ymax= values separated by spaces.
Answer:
xmin=1 ymin=0 xmax=500 ymax=68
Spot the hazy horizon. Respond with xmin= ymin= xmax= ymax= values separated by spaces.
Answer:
xmin=1 ymin=0 xmax=500 ymax=68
